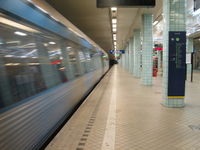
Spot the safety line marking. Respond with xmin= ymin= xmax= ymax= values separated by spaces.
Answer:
xmin=101 ymin=69 xmax=117 ymax=150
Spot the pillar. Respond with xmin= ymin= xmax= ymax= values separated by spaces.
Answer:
xmin=163 ymin=0 xmax=186 ymax=107
xmin=186 ymin=38 xmax=193 ymax=81
xmin=129 ymin=38 xmax=134 ymax=73
xmin=141 ymin=14 xmax=153 ymax=85
xmin=122 ymin=51 xmax=125 ymax=69
xmin=126 ymin=44 xmax=129 ymax=71
xmin=157 ymin=50 xmax=162 ymax=72
xmin=133 ymin=29 xmax=141 ymax=78
xmin=125 ymin=46 xmax=128 ymax=71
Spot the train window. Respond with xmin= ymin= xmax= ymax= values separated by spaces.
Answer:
xmin=0 ymin=14 xmax=76 ymax=109
xmin=83 ymin=49 xmax=92 ymax=73
xmin=0 ymin=20 xmax=47 ymax=107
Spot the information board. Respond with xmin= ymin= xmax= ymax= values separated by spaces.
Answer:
xmin=168 ymin=31 xmax=186 ymax=97
xmin=97 ymin=0 xmax=155 ymax=8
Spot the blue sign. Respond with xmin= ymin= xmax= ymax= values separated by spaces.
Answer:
xmin=168 ymin=31 xmax=186 ymax=97
xmin=119 ymin=50 xmax=125 ymax=54
xmin=109 ymin=50 xmax=115 ymax=54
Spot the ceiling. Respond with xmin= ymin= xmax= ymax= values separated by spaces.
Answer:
xmin=45 ymin=0 xmax=162 ymax=58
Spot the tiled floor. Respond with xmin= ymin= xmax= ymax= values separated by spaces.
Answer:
xmin=45 ymin=66 xmax=200 ymax=150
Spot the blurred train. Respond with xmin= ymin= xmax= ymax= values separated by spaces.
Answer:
xmin=0 ymin=0 xmax=109 ymax=149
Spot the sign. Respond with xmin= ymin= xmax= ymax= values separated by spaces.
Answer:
xmin=119 ymin=50 xmax=125 ymax=54
xmin=110 ymin=50 xmax=125 ymax=54
xmin=186 ymin=53 xmax=192 ymax=64
xmin=168 ymin=31 xmax=186 ymax=98
xmin=97 ymin=0 xmax=155 ymax=8
xmin=109 ymin=50 xmax=115 ymax=54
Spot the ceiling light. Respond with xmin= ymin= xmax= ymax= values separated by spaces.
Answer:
xmin=111 ymin=7 xmax=117 ymax=11
xmin=49 ymin=42 xmax=56 ymax=45
xmin=67 ymin=46 xmax=72 ymax=49
xmin=112 ymin=18 xmax=117 ymax=24
xmin=112 ymin=24 xmax=117 ymax=28
xmin=113 ymin=28 xmax=117 ymax=32
xmin=153 ymin=21 xmax=159 ymax=26
xmin=14 ymin=31 xmax=27 ymax=36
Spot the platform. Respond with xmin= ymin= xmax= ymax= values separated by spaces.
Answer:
xmin=46 ymin=65 xmax=200 ymax=150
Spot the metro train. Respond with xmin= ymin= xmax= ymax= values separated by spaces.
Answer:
xmin=0 ymin=0 xmax=109 ymax=149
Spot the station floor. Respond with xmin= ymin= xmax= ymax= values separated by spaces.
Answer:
xmin=46 ymin=65 xmax=200 ymax=150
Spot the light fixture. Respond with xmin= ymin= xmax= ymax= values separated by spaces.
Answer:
xmin=114 ymin=41 xmax=117 ymax=45
xmin=113 ymin=28 xmax=117 ymax=32
xmin=111 ymin=7 xmax=117 ymax=11
xmin=67 ymin=46 xmax=72 ymax=49
xmin=112 ymin=24 xmax=117 ymax=28
xmin=14 ymin=31 xmax=27 ymax=36
xmin=49 ymin=42 xmax=56 ymax=45
xmin=153 ymin=21 xmax=159 ymax=26
xmin=112 ymin=18 xmax=117 ymax=24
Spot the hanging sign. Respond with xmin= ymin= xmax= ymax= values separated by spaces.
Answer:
xmin=97 ymin=0 xmax=155 ymax=8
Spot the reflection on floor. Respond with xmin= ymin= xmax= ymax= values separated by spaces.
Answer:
xmin=46 ymin=65 xmax=200 ymax=150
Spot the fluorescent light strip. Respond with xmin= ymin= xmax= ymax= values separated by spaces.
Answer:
xmin=112 ymin=18 xmax=117 ymax=24
xmin=113 ymin=28 xmax=117 ymax=32
xmin=112 ymin=24 xmax=117 ymax=28
xmin=111 ymin=7 xmax=117 ymax=11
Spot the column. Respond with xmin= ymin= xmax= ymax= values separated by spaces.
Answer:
xmin=163 ymin=0 xmax=186 ymax=107
xmin=125 ymin=46 xmax=128 ymax=71
xmin=141 ymin=14 xmax=153 ymax=85
xmin=122 ymin=51 xmax=125 ymax=69
xmin=129 ymin=37 xmax=134 ymax=74
xmin=186 ymin=38 xmax=193 ymax=81
xmin=133 ymin=29 xmax=141 ymax=78
xmin=128 ymin=39 xmax=133 ymax=73
xmin=157 ymin=50 xmax=162 ymax=72
xmin=126 ymin=44 xmax=129 ymax=71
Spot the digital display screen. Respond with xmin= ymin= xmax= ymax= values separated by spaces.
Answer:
xmin=97 ymin=0 xmax=155 ymax=8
